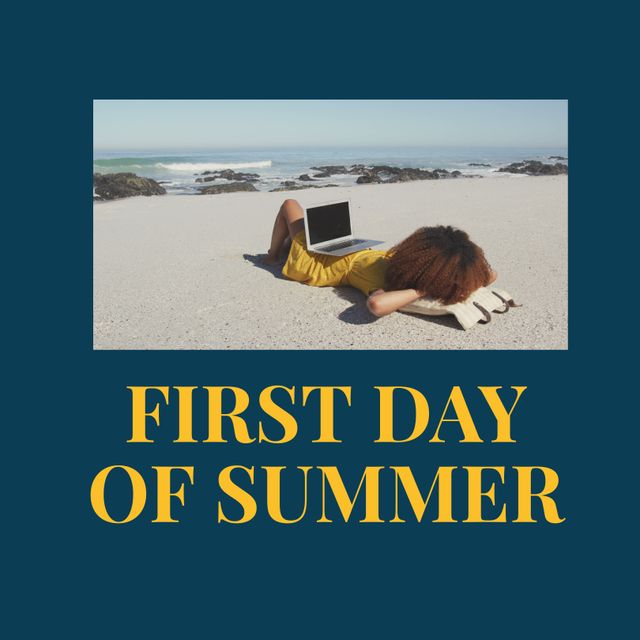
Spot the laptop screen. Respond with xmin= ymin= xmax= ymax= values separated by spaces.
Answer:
xmin=306 ymin=201 xmax=352 ymax=245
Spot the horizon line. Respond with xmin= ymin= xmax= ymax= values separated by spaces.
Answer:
xmin=94 ymin=143 xmax=569 ymax=153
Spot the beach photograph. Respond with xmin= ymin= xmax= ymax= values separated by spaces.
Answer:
xmin=93 ymin=100 xmax=568 ymax=350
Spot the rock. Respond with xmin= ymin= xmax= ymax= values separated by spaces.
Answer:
xmin=269 ymin=183 xmax=341 ymax=192
xmin=356 ymin=174 xmax=382 ymax=184
xmin=352 ymin=164 xmax=469 ymax=184
xmin=270 ymin=185 xmax=309 ymax=192
xmin=468 ymin=163 xmax=492 ymax=167
xmin=309 ymin=165 xmax=349 ymax=175
xmin=305 ymin=163 xmax=473 ymax=187
xmin=93 ymin=172 xmax=166 ymax=200
xmin=498 ymin=160 xmax=568 ymax=176
xmin=298 ymin=174 xmax=315 ymax=181
xmin=392 ymin=168 xmax=438 ymax=182
xmin=369 ymin=165 xmax=451 ymax=182
xmin=280 ymin=181 xmax=297 ymax=187
xmin=549 ymin=156 xmax=567 ymax=161
xmin=198 ymin=169 xmax=259 ymax=182
xmin=198 ymin=182 xmax=258 ymax=194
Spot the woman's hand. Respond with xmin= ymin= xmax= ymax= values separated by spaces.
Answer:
xmin=366 ymin=288 xmax=423 ymax=317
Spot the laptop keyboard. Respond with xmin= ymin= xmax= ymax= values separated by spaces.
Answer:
xmin=322 ymin=239 xmax=367 ymax=252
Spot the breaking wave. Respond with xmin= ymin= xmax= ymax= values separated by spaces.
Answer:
xmin=156 ymin=160 xmax=272 ymax=172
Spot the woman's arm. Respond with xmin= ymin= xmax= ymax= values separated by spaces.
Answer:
xmin=367 ymin=269 xmax=497 ymax=317
xmin=367 ymin=288 xmax=423 ymax=317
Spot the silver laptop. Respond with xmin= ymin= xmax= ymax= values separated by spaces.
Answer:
xmin=304 ymin=200 xmax=383 ymax=256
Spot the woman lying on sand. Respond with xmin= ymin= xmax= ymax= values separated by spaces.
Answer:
xmin=265 ymin=199 xmax=497 ymax=317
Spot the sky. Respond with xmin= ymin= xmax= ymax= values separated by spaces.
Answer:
xmin=93 ymin=100 xmax=568 ymax=150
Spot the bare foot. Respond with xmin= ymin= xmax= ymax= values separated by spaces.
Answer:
xmin=261 ymin=252 xmax=282 ymax=266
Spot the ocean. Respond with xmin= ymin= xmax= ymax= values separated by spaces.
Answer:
xmin=93 ymin=146 xmax=568 ymax=195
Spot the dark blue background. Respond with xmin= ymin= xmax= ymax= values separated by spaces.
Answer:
xmin=8 ymin=2 xmax=635 ymax=636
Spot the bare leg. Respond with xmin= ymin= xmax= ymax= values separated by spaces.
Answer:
xmin=264 ymin=199 xmax=305 ymax=263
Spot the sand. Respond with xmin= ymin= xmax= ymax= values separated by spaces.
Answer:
xmin=93 ymin=176 xmax=567 ymax=350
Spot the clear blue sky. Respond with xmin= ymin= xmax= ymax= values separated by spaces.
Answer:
xmin=93 ymin=100 xmax=567 ymax=150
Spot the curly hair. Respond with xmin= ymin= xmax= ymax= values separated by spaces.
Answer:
xmin=385 ymin=226 xmax=492 ymax=304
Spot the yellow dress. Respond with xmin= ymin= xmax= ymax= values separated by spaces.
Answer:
xmin=282 ymin=232 xmax=388 ymax=295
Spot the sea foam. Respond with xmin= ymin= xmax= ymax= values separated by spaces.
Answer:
xmin=157 ymin=160 xmax=272 ymax=172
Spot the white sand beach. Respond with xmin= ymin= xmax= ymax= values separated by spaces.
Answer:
xmin=93 ymin=176 xmax=567 ymax=350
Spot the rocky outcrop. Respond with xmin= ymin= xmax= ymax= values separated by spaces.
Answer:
xmin=269 ymin=183 xmax=339 ymax=192
xmin=548 ymin=156 xmax=567 ymax=161
xmin=270 ymin=185 xmax=311 ymax=192
xmin=298 ymin=174 xmax=315 ymax=181
xmin=498 ymin=160 xmax=568 ymax=176
xmin=93 ymin=173 xmax=166 ymax=200
xmin=196 ymin=169 xmax=259 ymax=183
xmin=310 ymin=164 xmax=471 ymax=184
xmin=198 ymin=181 xmax=258 ymax=194
xmin=356 ymin=174 xmax=382 ymax=184
xmin=310 ymin=165 xmax=348 ymax=175
xmin=468 ymin=163 xmax=492 ymax=167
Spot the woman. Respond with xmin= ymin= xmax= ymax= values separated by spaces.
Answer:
xmin=264 ymin=198 xmax=497 ymax=317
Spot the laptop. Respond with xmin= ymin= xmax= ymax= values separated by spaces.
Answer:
xmin=304 ymin=200 xmax=383 ymax=256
